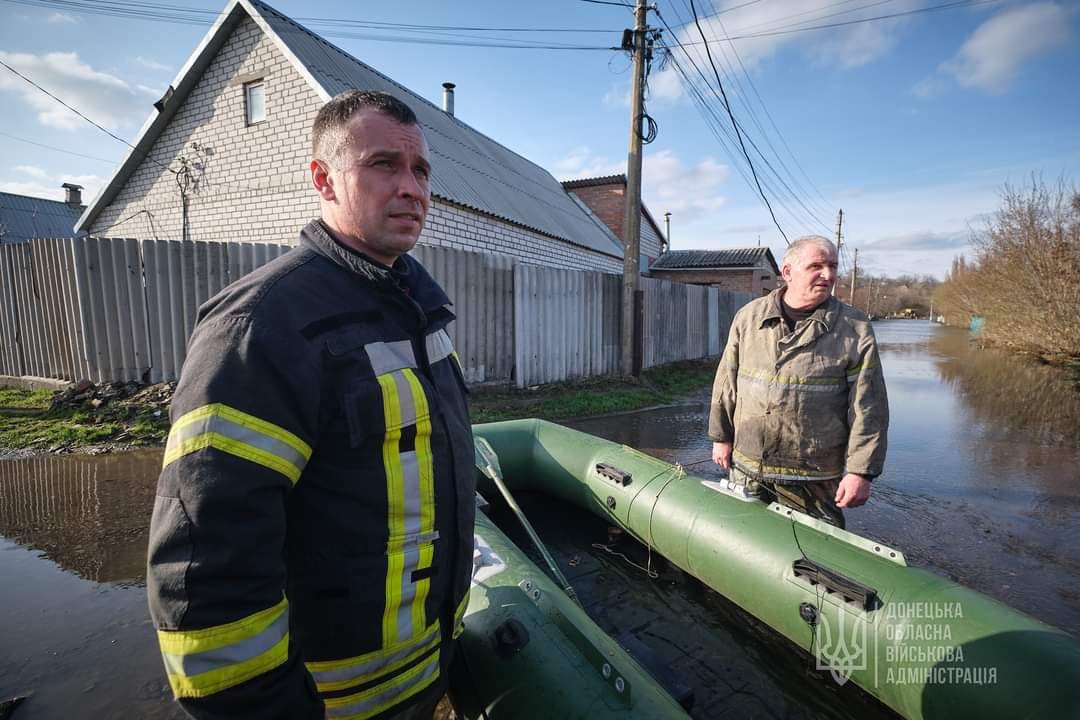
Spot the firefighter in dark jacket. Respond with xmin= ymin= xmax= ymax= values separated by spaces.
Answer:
xmin=147 ymin=91 xmax=475 ymax=720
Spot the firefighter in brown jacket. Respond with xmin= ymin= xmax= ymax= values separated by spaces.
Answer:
xmin=709 ymin=235 xmax=889 ymax=527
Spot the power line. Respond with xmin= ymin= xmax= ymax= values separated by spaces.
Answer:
xmin=3 ymin=0 xmax=622 ymax=49
xmin=579 ymin=0 xmax=633 ymax=6
xmin=0 ymin=58 xmax=177 ymax=175
xmin=677 ymin=1 xmax=834 ymax=222
xmin=681 ymin=0 xmax=1004 ymax=45
xmin=687 ymin=0 xmax=788 ymax=244
xmin=0 ymin=130 xmax=118 ymax=164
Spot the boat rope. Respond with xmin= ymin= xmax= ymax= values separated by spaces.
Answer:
xmin=643 ymin=463 xmax=686 ymax=578
xmin=591 ymin=542 xmax=660 ymax=579
xmin=790 ymin=518 xmax=827 ymax=675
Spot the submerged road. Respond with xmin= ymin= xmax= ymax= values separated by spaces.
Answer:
xmin=0 ymin=320 xmax=1076 ymax=718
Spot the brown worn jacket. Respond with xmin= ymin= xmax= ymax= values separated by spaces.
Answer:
xmin=709 ymin=288 xmax=888 ymax=483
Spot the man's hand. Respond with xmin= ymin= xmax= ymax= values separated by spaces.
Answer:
xmin=712 ymin=442 xmax=732 ymax=470
xmin=835 ymin=473 xmax=871 ymax=508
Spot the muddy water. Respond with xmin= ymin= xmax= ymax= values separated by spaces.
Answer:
xmin=0 ymin=450 xmax=182 ymax=719
xmin=1 ymin=321 xmax=1077 ymax=719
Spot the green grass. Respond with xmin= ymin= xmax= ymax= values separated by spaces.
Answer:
xmin=469 ymin=358 xmax=718 ymax=424
xmin=0 ymin=389 xmax=170 ymax=452
xmin=0 ymin=388 xmax=53 ymax=410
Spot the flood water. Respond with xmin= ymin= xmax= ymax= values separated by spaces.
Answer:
xmin=1 ymin=321 xmax=1077 ymax=718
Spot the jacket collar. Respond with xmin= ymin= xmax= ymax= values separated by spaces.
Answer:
xmin=761 ymin=287 xmax=839 ymax=332
xmin=299 ymin=220 xmax=451 ymax=314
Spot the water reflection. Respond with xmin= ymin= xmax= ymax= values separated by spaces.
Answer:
xmin=0 ymin=449 xmax=162 ymax=584
xmin=930 ymin=328 xmax=1080 ymax=446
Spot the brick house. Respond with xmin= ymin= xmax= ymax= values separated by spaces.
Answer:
xmin=562 ymin=174 xmax=666 ymax=268
xmin=648 ymin=248 xmax=780 ymax=295
xmin=76 ymin=0 xmax=624 ymax=272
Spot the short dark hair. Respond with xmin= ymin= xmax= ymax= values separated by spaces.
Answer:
xmin=312 ymin=90 xmax=419 ymax=167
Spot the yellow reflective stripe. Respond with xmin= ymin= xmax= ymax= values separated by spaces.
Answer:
xmin=323 ymin=652 xmax=441 ymax=720
xmin=157 ymin=598 xmax=289 ymax=699
xmin=306 ymin=621 xmax=441 ymax=693
xmin=167 ymin=633 xmax=289 ymax=699
xmin=157 ymin=598 xmax=288 ymax=655
xmin=163 ymin=404 xmax=311 ymax=484
xmin=846 ymin=360 xmax=880 ymax=380
xmin=378 ymin=372 xmax=407 ymax=646
xmin=733 ymin=449 xmax=840 ymax=480
xmin=738 ymin=367 xmax=845 ymax=387
xmin=164 ymin=433 xmax=304 ymax=484
xmin=452 ymin=593 xmax=470 ymax=639
xmin=402 ymin=370 xmax=436 ymax=635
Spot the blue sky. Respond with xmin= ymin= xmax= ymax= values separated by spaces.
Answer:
xmin=1 ymin=0 xmax=1077 ymax=278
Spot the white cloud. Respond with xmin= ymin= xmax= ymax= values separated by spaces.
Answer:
xmin=135 ymin=56 xmax=172 ymax=73
xmin=674 ymin=0 xmax=918 ymax=72
xmin=14 ymin=164 xmax=50 ymax=179
xmin=0 ymin=51 xmax=155 ymax=130
xmin=604 ymin=66 xmax=685 ymax=108
xmin=554 ymin=147 xmax=625 ymax=180
xmin=554 ymin=147 xmax=730 ymax=224
xmin=917 ymin=3 xmax=1072 ymax=95
xmin=0 ymin=170 xmax=104 ymax=203
xmin=643 ymin=149 xmax=729 ymax=222
xmin=46 ymin=11 xmax=78 ymax=24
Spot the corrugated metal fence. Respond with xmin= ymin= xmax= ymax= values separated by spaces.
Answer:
xmin=2 ymin=236 xmax=752 ymax=388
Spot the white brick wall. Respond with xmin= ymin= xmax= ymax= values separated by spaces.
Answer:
xmin=90 ymin=17 xmax=623 ymax=274
xmin=422 ymin=203 xmax=622 ymax=273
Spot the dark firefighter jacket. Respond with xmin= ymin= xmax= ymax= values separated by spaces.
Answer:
xmin=147 ymin=220 xmax=476 ymax=720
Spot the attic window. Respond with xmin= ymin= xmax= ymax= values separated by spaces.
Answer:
xmin=245 ymin=80 xmax=266 ymax=125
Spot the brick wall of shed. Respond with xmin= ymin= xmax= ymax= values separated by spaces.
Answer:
xmin=88 ymin=17 xmax=623 ymax=273
xmin=649 ymin=269 xmax=756 ymax=292
xmin=568 ymin=185 xmax=662 ymax=260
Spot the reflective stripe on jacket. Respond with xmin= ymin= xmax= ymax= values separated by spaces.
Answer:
xmin=708 ymin=288 xmax=888 ymax=482
xmin=147 ymin=220 xmax=476 ymax=720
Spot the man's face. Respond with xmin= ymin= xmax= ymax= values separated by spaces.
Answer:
xmin=782 ymin=244 xmax=837 ymax=309
xmin=316 ymin=109 xmax=431 ymax=265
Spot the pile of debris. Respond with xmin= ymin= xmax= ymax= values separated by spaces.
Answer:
xmin=50 ymin=380 xmax=176 ymax=414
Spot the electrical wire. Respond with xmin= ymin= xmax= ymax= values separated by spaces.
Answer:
xmin=687 ymin=0 xmax=789 ymax=244
xmin=679 ymin=0 xmax=1005 ymax=45
xmin=672 ymin=1 xmax=833 ymax=229
xmin=0 ymin=57 xmax=177 ymax=175
xmin=0 ymin=130 xmax=118 ymax=165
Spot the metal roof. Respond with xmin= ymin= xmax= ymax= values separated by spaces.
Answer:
xmin=650 ymin=248 xmax=779 ymax=274
xmin=0 ymin=192 xmax=82 ymax=244
xmin=79 ymin=0 xmax=624 ymax=259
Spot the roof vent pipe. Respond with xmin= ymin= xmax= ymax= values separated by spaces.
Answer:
xmin=442 ymin=82 xmax=455 ymax=116
xmin=61 ymin=182 xmax=83 ymax=207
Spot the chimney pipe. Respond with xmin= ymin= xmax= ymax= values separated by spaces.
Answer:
xmin=61 ymin=182 xmax=83 ymax=207
xmin=441 ymin=82 xmax=455 ymax=116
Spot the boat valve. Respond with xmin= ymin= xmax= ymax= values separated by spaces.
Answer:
xmin=799 ymin=602 xmax=819 ymax=626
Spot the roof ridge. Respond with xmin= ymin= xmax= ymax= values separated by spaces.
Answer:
xmin=249 ymin=0 xmax=564 ymax=183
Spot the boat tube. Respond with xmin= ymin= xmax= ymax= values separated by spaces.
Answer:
xmin=455 ymin=507 xmax=690 ymax=719
xmin=472 ymin=419 xmax=1080 ymax=720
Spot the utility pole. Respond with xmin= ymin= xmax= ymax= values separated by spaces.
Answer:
xmin=849 ymin=248 xmax=858 ymax=305
xmin=620 ymin=0 xmax=648 ymax=377
xmin=833 ymin=209 xmax=843 ymax=296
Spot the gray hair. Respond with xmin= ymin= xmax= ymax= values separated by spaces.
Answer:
xmin=312 ymin=90 xmax=419 ymax=168
xmin=783 ymin=235 xmax=837 ymax=267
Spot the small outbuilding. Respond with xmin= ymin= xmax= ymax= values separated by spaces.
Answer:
xmin=648 ymin=248 xmax=780 ymax=295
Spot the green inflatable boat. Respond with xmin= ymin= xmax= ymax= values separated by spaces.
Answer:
xmin=462 ymin=419 xmax=1080 ymax=720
